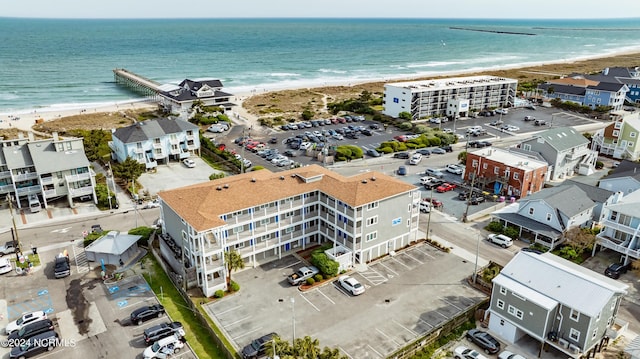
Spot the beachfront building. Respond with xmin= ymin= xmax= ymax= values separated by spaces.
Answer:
xmin=157 ymin=165 xmax=420 ymax=297
xmin=158 ymin=79 xmax=235 ymax=118
xmin=583 ymin=67 xmax=640 ymax=104
xmin=464 ymin=147 xmax=548 ymax=198
xmin=597 ymin=160 xmax=640 ymax=195
xmin=491 ymin=185 xmax=595 ymax=249
xmin=517 ymin=127 xmax=597 ymax=181
xmin=109 ymin=118 xmax=200 ymax=170
xmin=383 ymin=75 xmax=518 ymax=120
xmin=593 ymin=111 xmax=640 ymax=161
xmin=488 ymin=251 xmax=628 ymax=358
xmin=538 ymin=80 xmax=628 ymax=112
xmin=595 ymin=188 xmax=640 ymax=264
xmin=0 ymin=132 xmax=96 ymax=210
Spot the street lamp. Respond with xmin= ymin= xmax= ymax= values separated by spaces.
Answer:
xmin=473 ymin=234 xmax=480 ymax=284
xmin=291 ymin=297 xmax=296 ymax=343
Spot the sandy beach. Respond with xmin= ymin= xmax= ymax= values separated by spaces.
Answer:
xmin=1 ymin=49 xmax=639 ymax=135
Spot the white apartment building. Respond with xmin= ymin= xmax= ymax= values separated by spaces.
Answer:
xmin=595 ymin=189 xmax=640 ymax=264
xmin=0 ymin=132 xmax=96 ymax=210
xmin=383 ymin=75 xmax=518 ymax=120
xmin=157 ymin=165 xmax=420 ymax=297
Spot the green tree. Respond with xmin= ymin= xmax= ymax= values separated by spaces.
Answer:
xmin=111 ymin=157 xmax=145 ymax=191
xmin=293 ymin=336 xmax=321 ymax=359
xmin=302 ymin=109 xmax=314 ymax=121
xmin=398 ymin=112 xmax=412 ymax=121
xmin=224 ymin=250 xmax=245 ymax=289
xmin=458 ymin=151 xmax=468 ymax=165
xmin=563 ymin=227 xmax=596 ymax=256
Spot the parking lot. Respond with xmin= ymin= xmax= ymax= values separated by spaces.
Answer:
xmin=205 ymin=242 xmax=487 ymax=358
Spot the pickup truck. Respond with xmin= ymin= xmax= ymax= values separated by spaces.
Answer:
xmin=54 ymin=252 xmax=70 ymax=278
xmin=0 ymin=241 xmax=17 ymax=256
xmin=287 ymin=266 xmax=319 ymax=286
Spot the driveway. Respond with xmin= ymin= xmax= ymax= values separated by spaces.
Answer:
xmin=204 ymin=243 xmax=487 ymax=358
xmin=137 ymin=157 xmax=223 ymax=196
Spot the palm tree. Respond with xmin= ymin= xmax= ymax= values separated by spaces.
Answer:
xmin=223 ymin=250 xmax=244 ymax=289
xmin=319 ymin=346 xmax=348 ymax=359
xmin=293 ymin=336 xmax=320 ymax=359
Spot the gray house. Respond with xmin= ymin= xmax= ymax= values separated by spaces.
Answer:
xmin=85 ymin=231 xmax=141 ymax=267
xmin=518 ymin=127 xmax=597 ymax=181
xmin=598 ymin=160 xmax=640 ymax=195
xmin=491 ymin=185 xmax=595 ymax=249
xmin=560 ymin=180 xmax=616 ymax=224
xmin=488 ymin=252 xmax=628 ymax=358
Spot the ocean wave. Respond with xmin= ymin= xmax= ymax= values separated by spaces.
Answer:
xmin=269 ymin=72 xmax=301 ymax=77
xmin=405 ymin=61 xmax=465 ymax=69
xmin=318 ymin=68 xmax=347 ymax=74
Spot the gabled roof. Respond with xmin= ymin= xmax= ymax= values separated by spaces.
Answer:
xmin=159 ymin=165 xmax=417 ymax=232
xmin=561 ymin=180 xmax=613 ymax=204
xmin=27 ymin=139 xmax=90 ymax=174
xmin=112 ymin=118 xmax=198 ymax=144
xmin=548 ymin=77 xmax=599 ymax=87
xmin=605 ymin=189 xmax=640 ymax=218
xmin=538 ymin=83 xmax=585 ymax=96
xmin=587 ymin=82 xmax=627 ymax=92
xmin=495 ymin=252 xmax=628 ymax=317
xmin=1 ymin=144 xmax=33 ymax=169
xmin=85 ymin=231 xmax=141 ymax=255
xmin=520 ymin=184 xmax=594 ymax=218
xmin=163 ymin=89 xmax=232 ymax=102
xmin=179 ymin=79 xmax=223 ymax=90
xmin=530 ymin=127 xmax=589 ymax=152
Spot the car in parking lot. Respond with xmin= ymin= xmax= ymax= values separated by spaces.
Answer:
xmin=446 ymin=164 xmax=464 ymax=174
xmin=487 ymin=234 xmax=513 ymax=248
xmin=182 ymin=158 xmax=196 ymax=168
xmin=143 ymin=334 xmax=185 ymax=359
xmin=501 ymin=125 xmax=520 ymax=132
xmin=393 ymin=152 xmax=410 ymax=159
xmin=397 ymin=166 xmax=407 ymax=176
xmin=409 ymin=153 xmax=423 ymax=165
xmin=144 ymin=321 xmax=185 ymax=345
xmin=423 ymin=197 xmax=443 ymax=208
xmin=130 ymin=304 xmax=165 ymax=326
xmin=431 ymin=148 xmax=446 ymax=155
xmin=419 ymin=201 xmax=432 ymax=213
xmin=466 ymin=126 xmax=483 ymax=134
xmin=416 ymin=148 xmax=431 ymax=156
xmin=338 ymin=275 xmax=365 ymax=296
xmin=9 ymin=330 xmax=60 ymax=359
xmin=366 ymin=149 xmax=381 ymax=157
xmin=0 ymin=257 xmax=12 ymax=275
xmin=604 ymin=262 xmax=630 ymax=279
xmin=534 ymin=119 xmax=547 ymax=126
xmin=242 ymin=332 xmax=278 ymax=358
xmin=454 ymin=345 xmax=488 ymax=359
xmin=6 ymin=319 xmax=55 ymax=346
xmin=0 ymin=241 xmax=18 ymax=256
xmin=436 ymin=183 xmax=456 ymax=193
xmin=465 ymin=329 xmax=501 ymax=354
xmin=6 ymin=311 xmax=48 ymax=335
xmin=425 ymin=168 xmax=444 ymax=178
xmin=524 ymin=115 xmax=536 ymax=121
xmin=489 ymin=119 xmax=504 ymax=126
xmin=498 ymin=350 xmax=527 ymax=359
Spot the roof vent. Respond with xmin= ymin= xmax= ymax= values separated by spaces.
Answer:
xmin=291 ymin=174 xmax=297 ymax=178
xmin=223 ymin=184 xmax=229 ymax=189
xmin=371 ymin=177 xmax=376 ymax=181
xmin=361 ymin=179 xmax=368 ymax=184
xmin=280 ymin=176 xmax=285 ymax=180
xmin=251 ymin=178 xmax=256 ymax=182
xmin=216 ymin=186 xmax=222 ymax=191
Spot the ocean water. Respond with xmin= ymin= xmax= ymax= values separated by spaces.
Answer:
xmin=0 ymin=17 xmax=639 ymax=114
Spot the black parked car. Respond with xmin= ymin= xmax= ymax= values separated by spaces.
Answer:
xmin=242 ymin=332 xmax=278 ymax=359
xmin=466 ymin=329 xmax=500 ymax=354
xmin=605 ymin=263 xmax=630 ymax=279
xmin=9 ymin=330 xmax=59 ymax=359
xmin=416 ymin=148 xmax=431 ymax=156
xmin=440 ymin=145 xmax=453 ymax=152
xmin=130 ymin=304 xmax=165 ymax=325
xmin=393 ymin=152 xmax=410 ymax=159
xmin=143 ymin=321 xmax=184 ymax=345
xmin=6 ymin=319 xmax=55 ymax=346
xmin=470 ymin=196 xmax=486 ymax=205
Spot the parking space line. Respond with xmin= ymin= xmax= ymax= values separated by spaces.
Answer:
xmin=442 ymin=299 xmax=462 ymax=311
xmin=337 ymin=346 xmax=354 ymax=359
xmin=367 ymin=344 xmax=384 ymax=358
xmin=315 ymin=288 xmax=335 ymax=304
xmin=375 ymin=328 xmax=401 ymax=346
xmin=217 ymin=305 xmax=243 ymax=316
xmin=298 ymin=293 xmax=321 ymax=312
xmin=117 ymin=298 xmax=154 ymax=310
xmin=435 ymin=310 xmax=449 ymax=319
xmin=412 ymin=315 xmax=434 ymax=329
xmin=391 ymin=257 xmax=412 ymax=270
xmin=224 ymin=315 xmax=251 ymax=327
xmin=377 ymin=262 xmax=398 ymax=276
xmin=413 ymin=246 xmax=436 ymax=259
xmin=358 ymin=267 xmax=387 ymax=286
xmin=233 ymin=326 xmax=264 ymax=340
xmin=403 ymin=251 xmax=423 ymax=264
xmin=393 ymin=320 xmax=417 ymax=336
xmin=332 ymin=282 xmax=350 ymax=297
xmin=282 ymin=260 xmax=301 ymax=269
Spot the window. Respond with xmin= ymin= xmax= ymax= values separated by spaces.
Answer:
xmin=611 ymin=211 xmax=618 ymax=221
xmin=570 ymin=308 xmax=580 ymax=322
xmin=528 ymin=207 xmax=534 ymax=215
xmin=613 ymin=130 xmax=620 ymax=136
xmin=592 ymin=329 xmax=598 ymax=339
xmin=546 ymin=213 xmax=552 ymax=221
xmin=483 ymin=163 xmax=488 ymax=169
xmin=497 ymin=299 xmax=505 ymax=309
xmin=507 ymin=305 xmax=524 ymax=320
xmin=500 ymin=287 xmax=507 ymax=295
xmin=569 ymin=328 xmax=580 ymax=341
xmin=234 ymin=242 xmax=245 ymax=249
xmin=367 ymin=202 xmax=379 ymax=210
xmin=523 ymin=144 xmax=531 ymax=151
xmin=365 ymin=232 xmax=377 ymax=242
xmin=631 ymin=132 xmax=637 ymax=138
xmin=472 ymin=159 xmax=478 ymax=168
xmin=629 ymin=141 xmax=634 ymax=147
xmin=366 ymin=216 xmax=378 ymax=226
xmin=494 ymin=166 xmax=500 ymax=174
xmin=233 ymin=226 xmax=243 ymax=234
xmin=285 ymin=227 xmax=294 ymax=233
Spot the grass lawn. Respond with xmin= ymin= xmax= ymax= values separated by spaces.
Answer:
xmin=12 ymin=253 xmax=41 ymax=269
xmin=142 ymin=254 xmax=231 ymax=359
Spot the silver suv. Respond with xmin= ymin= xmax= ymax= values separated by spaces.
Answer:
xmin=425 ymin=168 xmax=444 ymax=178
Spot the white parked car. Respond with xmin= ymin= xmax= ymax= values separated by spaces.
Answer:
xmin=182 ymin=159 xmax=196 ymax=168
xmin=454 ymin=345 xmax=488 ymax=359
xmin=6 ymin=311 xmax=48 ymax=335
xmin=420 ymin=176 xmax=436 ymax=185
xmin=498 ymin=351 xmax=527 ymax=359
xmin=0 ymin=257 xmax=12 ymax=275
xmin=206 ymin=124 xmax=225 ymax=133
xmin=466 ymin=126 xmax=483 ymax=134
xmin=299 ymin=142 xmax=312 ymax=150
xmin=338 ymin=275 xmax=365 ymax=296
xmin=332 ymin=134 xmax=344 ymax=140
xmin=429 ymin=118 xmax=441 ymax=124
xmin=487 ymin=234 xmax=514 ymax=248
xmin=143 ymin=334 xmax=185 ymax=359
xmin=419 ymin=201 xmax=431 ymax=213
xmin=242 ymin=159 xmax=252 ymax=168
xmin=446 ymin=164 xmax=464 ymax=175
xmin=409 ymin=153 xmax=423 ymax=165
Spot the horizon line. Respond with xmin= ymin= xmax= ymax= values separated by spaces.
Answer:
xmin=2 ymin=16 xmax=640 ymax=21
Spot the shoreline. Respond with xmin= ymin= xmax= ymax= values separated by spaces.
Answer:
xmin=2 ymin=47 xmax=640 ymax=133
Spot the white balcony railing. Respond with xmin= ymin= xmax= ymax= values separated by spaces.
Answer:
xmin=68 ymin=186 xmax=94 ymax=197
xmin=597 ymin=234 xmax=640 ymax=259
xmin=16 ymin=185 xmax=41 ymax=196
xmin=13 ymin=172 xmax=38 ymax=181
xmin=65 ymin=172 xmax=91 ymax=183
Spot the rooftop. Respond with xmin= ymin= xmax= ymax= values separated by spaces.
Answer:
xmin=386 ymin=75 xmax=517 ymax=91
xmin=469 ymin=147 xmax=547 ymax=171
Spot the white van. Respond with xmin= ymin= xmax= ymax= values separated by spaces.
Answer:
xmin=409 ymin=153 xmax=422 ymax=165
xmin=28 ymin=194 xmax=41 ymax=213
xmin=487 ymin=234 xmax=513 ymax=248
xmin=419 ymin=202 xmax=431 ymax=213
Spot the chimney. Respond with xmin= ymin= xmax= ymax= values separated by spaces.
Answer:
xmin=53 ymin=132 xmax=59 ymax=141
xmin=28 ymin=132 xmax=35 ymax=142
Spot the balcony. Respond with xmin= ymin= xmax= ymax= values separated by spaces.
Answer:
xmin=65 ymin=172 xmax=92 ymax=183
xmin=565 ymin=148 xmax=591 ymax=161
xmin=0 ymin=170 xmax=11 ymax=179
xmin=40 ymin=176 xmax=54 ymax=185
xmin=16 ymin=185 xmax=41 ymax=196
xmin=169 ymin=146 xmax=181 ymax=155
xmin=601 ymin=218 xmax=639 ymax=235
xmin=68 ymin=186 xmax=94 ymax=197
xmin=597 ymin=234 xmax=640 ymax=259
xmin=0 ymin=184 xmax=13 ymax=194
xmin=44 ymin=188 xmax=57 ymax=198
xmin=13 ymin=172 xmax=38 ymax=181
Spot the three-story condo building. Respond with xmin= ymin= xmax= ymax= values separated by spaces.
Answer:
xmin=157 ymin=165 xmax=420 ymax=297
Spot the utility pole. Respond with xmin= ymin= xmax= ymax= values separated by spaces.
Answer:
xmin=426 ymin=187 xmax=433 ymax=239
xmin=6 ymin=194 xmax=21 ymax=253
xmin=463 ymin=172 xmax=477 ymax=223
xmin=106 ymin=162 xmax=113 ymax=211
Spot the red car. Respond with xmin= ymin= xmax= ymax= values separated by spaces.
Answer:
xmin=436 ymin=183 xmax=456 ymax=193
xmin=423 ymin=198 xmax=443 ymax=208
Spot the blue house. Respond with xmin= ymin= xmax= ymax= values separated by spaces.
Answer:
xmin=109 ymin=118 xmax=200 ymax=169
xmin=583 ymin=82 xmax=628 ymax=111
xmin=584 ymin=67 xmax=640 ymax=105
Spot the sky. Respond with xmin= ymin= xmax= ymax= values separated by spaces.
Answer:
xmin=3 ymin=0 xmax=640 ymax=19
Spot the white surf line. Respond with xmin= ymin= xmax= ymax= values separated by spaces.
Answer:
xmin=337 ymin=346 xmax=354 ymax=359
xmin=233 ymin=326 xmax=263 ymax=340
xmin=299 ymin=293 xmax=321 ymax=312
xmin=216 ymin=305 xmax=243 ymax=316
xmin=391 ymin=256 xmax=412 ymax=269
xmin=377 ymin=261 xmax=398 ymax=276
xmin=393 ymin=319 xmax=418 ymax=336
xmin=375 ymin=328 xmax=401 ymax=346
xmin=367 ymin=344 xmax=384 ymax=358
